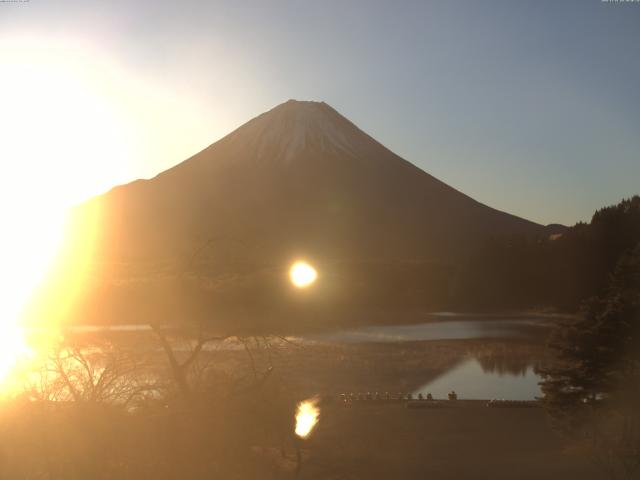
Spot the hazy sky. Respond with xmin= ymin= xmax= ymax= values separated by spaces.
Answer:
xmin=1 ymin=0 xmax=639 ymax=225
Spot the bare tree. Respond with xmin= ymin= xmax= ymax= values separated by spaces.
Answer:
xmin=150 ymin=323 xmax=229 ymax=398
xmin=27 ymin=339 xmax=159 ymax=407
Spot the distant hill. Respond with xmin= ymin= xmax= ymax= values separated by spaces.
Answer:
xmin=27 ymin=100 xmax=557 ymax=329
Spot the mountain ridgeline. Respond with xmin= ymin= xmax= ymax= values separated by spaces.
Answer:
xmin=31 ymin=100 xmax=563 ymax=329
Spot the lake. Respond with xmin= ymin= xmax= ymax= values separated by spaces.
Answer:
xmin=55 ymin=315 xmax=555 ymax=401
xmin=413 ymin=358 xmax=542 ymax=400
xmin=295 ymin=317 xmax=552 ymax=343
xmin=293 ymin=315 xmax=554 ymax=400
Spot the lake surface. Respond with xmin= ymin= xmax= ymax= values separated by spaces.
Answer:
xmin=58 ymin=315 xmax=553 ymax=401
xmin=296 ymin=317 xmax=552 ymax=343
xmin=294 ymin=315 xmax=552 ymax=400
xmin=413 ymin=358 xmax=542 ymax=400
xmin=62 ymin=313 xmax=557 ymax=342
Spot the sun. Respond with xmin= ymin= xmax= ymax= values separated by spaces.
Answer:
xmin=289 ymin=261 xmax=318 ymax=288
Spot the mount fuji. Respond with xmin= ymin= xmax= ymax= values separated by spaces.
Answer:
xmin=86 ymin=100 xmax=547 ymax=261
xmin=33 ymin=100 xmax=557 ymax=327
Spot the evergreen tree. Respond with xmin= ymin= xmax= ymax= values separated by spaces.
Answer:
xmin=539 ymin=243 xmax=640 ymax=478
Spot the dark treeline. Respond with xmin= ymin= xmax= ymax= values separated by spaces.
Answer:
xmin=455 ymin=196 xmax=640 ymax=312
xmin=538 ymin=228 xmax=640 ymax=479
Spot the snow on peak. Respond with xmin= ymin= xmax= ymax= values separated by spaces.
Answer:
xmin=230 ymin=100 xmax=362 ymax=163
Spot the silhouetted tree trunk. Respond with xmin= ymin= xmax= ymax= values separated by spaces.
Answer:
xmin=150 ymin=323 xmax=227 ymax=398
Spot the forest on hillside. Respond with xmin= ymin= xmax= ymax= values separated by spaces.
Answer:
xmin=456 ymin=196 xmax=640 ymax=312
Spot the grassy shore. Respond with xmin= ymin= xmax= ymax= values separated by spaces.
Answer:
xmin=292 ymin=401 xmax=597 ymax=479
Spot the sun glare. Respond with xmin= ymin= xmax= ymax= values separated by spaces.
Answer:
xmin=0 ymin=33 xmax=220 ymax=390
xmin=0 ymin=38 xmax=127 ymax=388
xmin=289 ymin=261 xmax=318 ymax=288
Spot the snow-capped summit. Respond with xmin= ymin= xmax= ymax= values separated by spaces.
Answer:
xmin=222 ymin=99 xmax=368 ymax=163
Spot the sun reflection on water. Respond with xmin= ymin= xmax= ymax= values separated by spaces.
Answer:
xmin=295 ymin=397 xmax=320 ymax=438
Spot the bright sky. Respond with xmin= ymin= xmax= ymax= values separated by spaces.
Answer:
xmin=1 ymin=0 xmax=639 ymax=227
